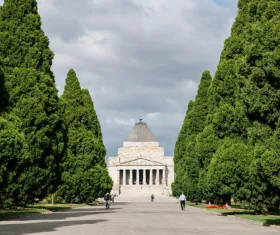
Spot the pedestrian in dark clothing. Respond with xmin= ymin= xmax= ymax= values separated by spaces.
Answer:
xmin=179 ymin=193 xmax=186 ymax=210
xmin=104 ymin=193 xmax=111 ymax=209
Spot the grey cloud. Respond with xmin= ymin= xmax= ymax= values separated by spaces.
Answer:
xmin=1 ymin=0 xmax=238 ymax=156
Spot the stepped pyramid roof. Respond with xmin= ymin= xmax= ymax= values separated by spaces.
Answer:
xmin=125 ymin=121 xmax=158 ymax=142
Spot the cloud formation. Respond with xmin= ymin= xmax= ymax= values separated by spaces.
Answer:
xmin=0 ymin=0 xmax=238 ymax=156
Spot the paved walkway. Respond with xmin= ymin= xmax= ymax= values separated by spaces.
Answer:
xmin=0 ymin=202 xmax=279 ymax=235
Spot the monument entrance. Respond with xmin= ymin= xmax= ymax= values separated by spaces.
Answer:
xmin=108 ymin=120 xmax=174 ymax=196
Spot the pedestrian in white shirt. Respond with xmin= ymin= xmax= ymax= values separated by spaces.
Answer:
xmin=179 ymin=193 xmax=186 ymax=210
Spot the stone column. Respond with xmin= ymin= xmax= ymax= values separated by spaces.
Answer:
xmin=138 ymin=169 xmax=141 ymax=185
xmin=156 ymin=169 xmax=159 ymax=185
xmin=129 ymin=169 xmax=133 ymax=185
xmin=136 ymin=169 xmax=139 ymax=185
xmin=124 ymin=169 xmax=127 ymax=185
xmin=162 ymin=168 xmax=166 ymax=186
xmin=143 ymin=169 xmax=146 ymax=185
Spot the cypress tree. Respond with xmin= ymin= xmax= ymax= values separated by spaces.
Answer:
xmin=0 ymin=64 xmax=26 ymax=207
xmin=207 ymin=0 xmax=280 ymax=137
xmin=195 ymin=125 xmax=219 ymax=201
xmin=188 ymin=71 xmax=212 ymax=134
xmin=0 ymin=116 xmax=26 ymax=207
xmin=58 ymin=69 xmax=112 ymax=203
xmin=0 ymin=0 xmax=65 ymax=204
xmin=239 ymin=2 xmax=280 ymax=211
xmin=193 ymin=0 xmax=253 ymax=204
xmin=181 ymin=71 xmax=212 ymax=201
xmin=81 ymin=89 xmax=106 ymax=167
xmin=0 ymin=65 xmax=8 ymax=112
xmin=174 ymin=100 xmax=194 ymax=171
xmin=172 ymin=71 xmax=212 ymax=197
xmin=206 ymin=137 xmax=253 ymax=205
xmin=244 ymin=121 xmax=280 ymax=213
xmin=194 ymin=0 xmax=280 ymax=211
xmin=172 ymin=100 xmax=194 ymax=196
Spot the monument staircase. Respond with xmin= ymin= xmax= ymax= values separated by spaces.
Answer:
xmin=114 ymin=185 xmax=178 ymax=203
xmin=114 ymin=194 xmax=178 ymax=203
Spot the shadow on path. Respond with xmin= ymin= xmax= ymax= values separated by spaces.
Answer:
xmin=263 ymin=219 xmax=280 ymax=227
xmin=0 ymin=219 xmax=107 ymax=235
xmin=2 ymin=205 xmax=122 ymax=222
xmin=218 ymin=212 xmax=280 ymax=227
xmin=0 ymin=204 xmax=126 ymax=235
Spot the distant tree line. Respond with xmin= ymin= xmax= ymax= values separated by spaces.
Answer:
xmin=172 ymin=0 xmax=280 ymax=213
xmin=0 ymin=0 xmax=112 ymax=208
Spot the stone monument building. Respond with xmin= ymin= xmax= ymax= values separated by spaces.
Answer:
xmin=108 ymin=120 xmax=174 ymax=197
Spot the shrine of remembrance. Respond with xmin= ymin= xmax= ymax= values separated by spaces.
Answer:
xmin=108 ymin=120 xmax=174 ymax=197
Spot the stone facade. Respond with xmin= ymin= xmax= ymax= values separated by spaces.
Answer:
xmin=108 ymin=121 xmax=174 ymax=196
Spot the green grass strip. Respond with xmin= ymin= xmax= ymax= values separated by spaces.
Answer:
xmin=0 ymin=203 xmax=87 ymax=220
xmin=186 ymin=202 xmax=280 ymax=226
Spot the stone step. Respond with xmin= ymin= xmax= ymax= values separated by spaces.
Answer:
xmin=114 ymin=195 xmax=178 ymax=203
xmin=112 ymin=185 xmax=170 ymax=197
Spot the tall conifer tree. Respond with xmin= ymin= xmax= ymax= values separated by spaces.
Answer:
xmin=0 ymin=65 xmax=8 ymax=112
xmin=246 ymin=120 xmax=280 ymax=212
xmin=172 ymin=100 xmax=193 ymax=195
xmin=172 ymin=71 xmax=212 ymax=197
xmin=0 ymin=63 xmax=26 ymax=207
xmin=193 ymin=0 xmax=280 ymax=211
xmin=82 ymin=89 xmax=106 ymax=167
xmin=174 ymin=100 xmax=194 ymax=170
xmin=0 ymin=0 xmax=65 ymax=204
xmin=58 ymin=69 xmax=112 ymax=203
xmin=0 ymin=116 xmax=26 ymax=207
xmin=181 ymin=71 xmax=212 ymax=201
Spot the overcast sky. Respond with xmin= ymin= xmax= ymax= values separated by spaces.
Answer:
xmin=0 ymin=0 xmax=238 ymax=157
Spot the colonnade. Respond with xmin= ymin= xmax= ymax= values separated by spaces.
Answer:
xmin=119 ymin=168 xmax=166 ymax=186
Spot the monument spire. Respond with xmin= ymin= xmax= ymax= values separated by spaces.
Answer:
xmin=125 ymin=121 xmax=157 ymax=142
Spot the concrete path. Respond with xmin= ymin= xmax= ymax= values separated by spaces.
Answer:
xmin=0 ymin=202 xmax=279 ymax=235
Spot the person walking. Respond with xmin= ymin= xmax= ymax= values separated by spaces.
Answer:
xmin=151 ymin=194 xmax=154 ymax=202
xmin=104 ymin=193 xmax=111 ymax=210
xmin=179 ymin=193 xmax=186 ymax=210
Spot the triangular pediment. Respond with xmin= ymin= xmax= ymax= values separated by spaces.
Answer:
xmin=119 ymin=158 xmax=164 ymax=166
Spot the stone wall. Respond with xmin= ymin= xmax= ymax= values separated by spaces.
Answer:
xmin=164 ymin=157 xmax=174 ymax=194
xmin=118 ymin=146 xmax=164 ymax=163
xmin=123 ymin=141 xmax=159 ymax=147
xmin=108 ymin=156 xmax=119 ymax=166
xmin=108 ymin=164 xmax=119 ymax=194
xmin=119 ymin=185 xmax=169 ymax=196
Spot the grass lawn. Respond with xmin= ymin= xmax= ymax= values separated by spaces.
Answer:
xmin=186 ymin=202 xmax=205 ymax=209
xmin=28 ymin=202 xmax=87 ymax=211
xmin=0 ymin=202 xmax=87 ymax=220
xmin=0 ymin=208 xmax=46 ymax=220
xmin=186 ymin=202 xmax=280 ymax=226
xmin=238 ymin=214 xmax=280 ymax=226
xmin=88 ymin=201 xmax=102 ymax=206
